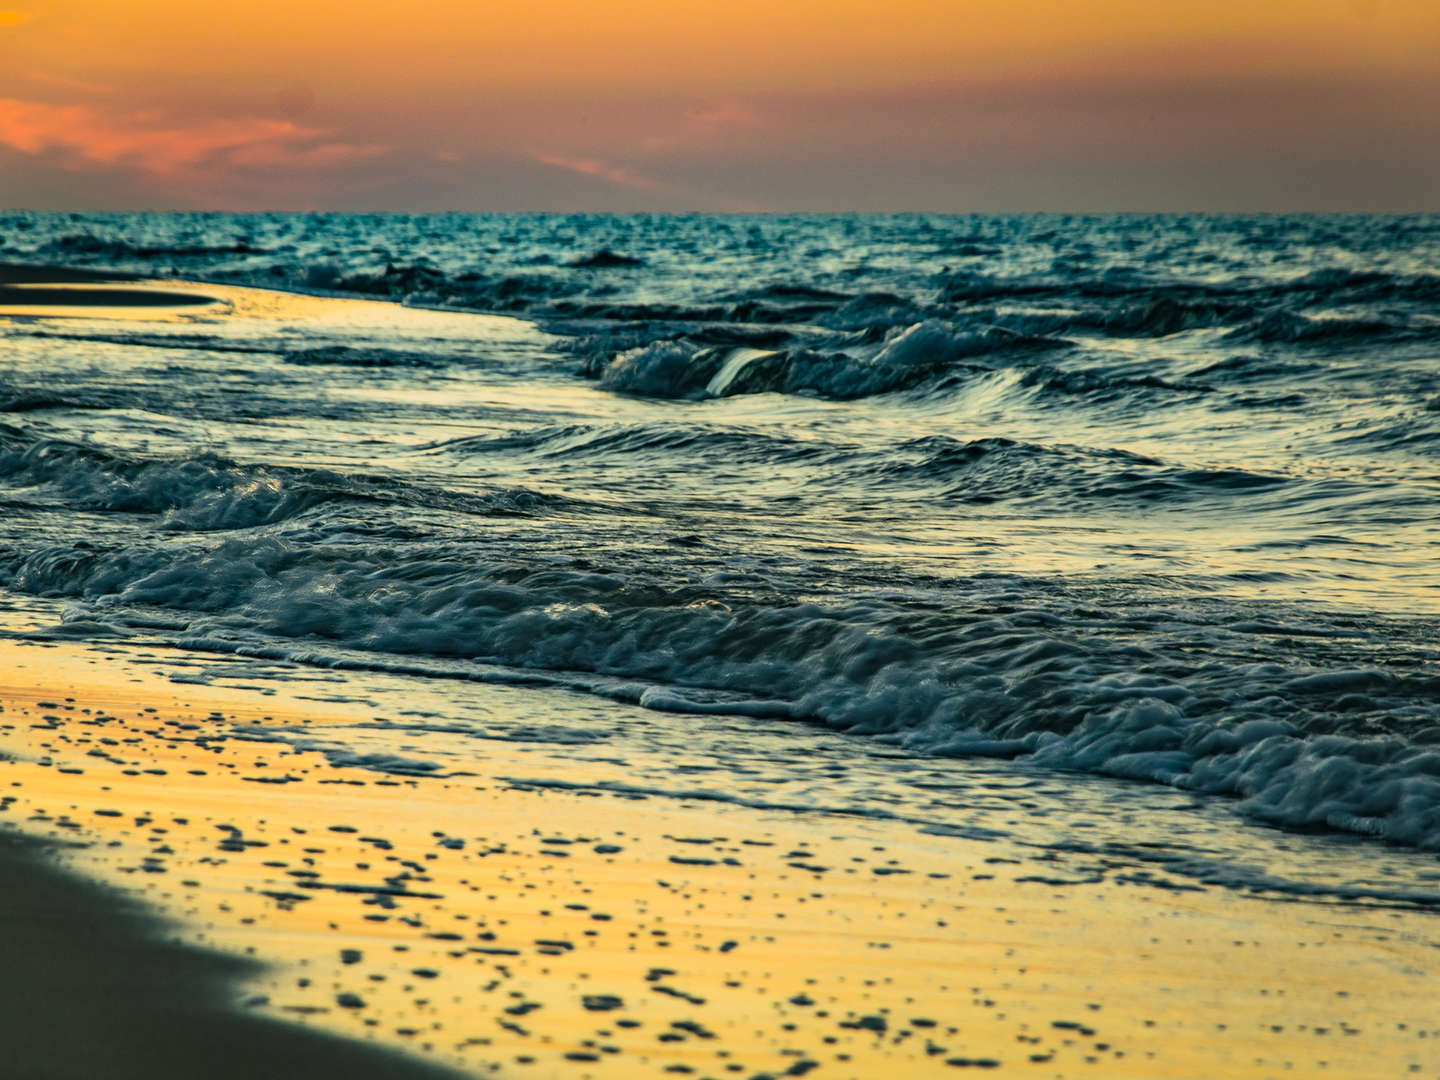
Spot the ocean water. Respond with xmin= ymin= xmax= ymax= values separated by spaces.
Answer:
xmin=2 ymin=212 xmax=1439 ymax=885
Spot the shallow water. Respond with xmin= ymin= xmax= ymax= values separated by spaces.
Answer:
xmin=1 ymin=212 xmax=1438 ymax=867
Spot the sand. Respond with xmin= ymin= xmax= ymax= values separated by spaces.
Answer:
xmin=0 ymin=263 xmax=218 ymax=311
xmin=0 ymin=828 xmax=469 ymax=1080
xmin=1 ymin=636 xmax=1437 ymax=1080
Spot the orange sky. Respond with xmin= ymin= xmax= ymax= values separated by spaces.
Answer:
xmin=2 ymin=0 xmax=1438 ymax=210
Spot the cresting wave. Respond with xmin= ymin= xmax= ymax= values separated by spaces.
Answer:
xmin=596 ymin=321 xmax=1068 ymax=400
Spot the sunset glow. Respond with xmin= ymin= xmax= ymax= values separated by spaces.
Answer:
xmin=3 ymin=0 xmax=1439 ymax=210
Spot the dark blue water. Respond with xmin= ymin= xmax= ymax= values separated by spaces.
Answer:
xmin=2 ymin=212 xmax=1439 ymax=854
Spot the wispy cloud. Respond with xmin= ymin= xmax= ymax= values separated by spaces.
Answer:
xmin=531 ymin=151 xmax=668 ymax=194
xmin=530 ymin=148 xmax=767 ymax=211
xmin=0 ymin=98 xmax=386 ymax=177
xmin=11 ymin=69 xmax=115 ymax=96
xmin=641 ymin=101 xmax=766 ymax=151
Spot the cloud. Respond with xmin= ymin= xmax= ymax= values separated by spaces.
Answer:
xmin=640 ymin=100 xmax=766 ymax=152
xmin=684 ymin=101 xmax=765 ymax=136
xmin=0 ymin=10 xmax=28 ymax=27
xmin=0 ymin=97 xmax=386 ymax=178
xmin=529 ymin=148 xmax=768 ymax=211
xmin=11 ymin=69 xmax=114 ymax=96
xmin=531 ymin=151 xmax=668 ymax=194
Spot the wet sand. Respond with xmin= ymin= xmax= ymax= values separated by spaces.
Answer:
xmin=2 ymin=636 xmax=1438 ymax=1079
xmin=0 ymin=262 xmax=218 ymax=310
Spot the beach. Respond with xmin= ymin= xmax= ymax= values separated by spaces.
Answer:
xmin=3 ymin=633 xmax=1439 ymax=1079
xmin=5 ymin=0 xmax=1440 ymax=1064
xmin=2 ymin=217 xmax=1439 ymax=1079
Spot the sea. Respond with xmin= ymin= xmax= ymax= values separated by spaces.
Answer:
xmin=2 ymin=212 xmax=1439 ymax=903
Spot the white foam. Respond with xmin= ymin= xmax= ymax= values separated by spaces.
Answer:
xmin=19 ymin=532 xmax=1438 ymax=848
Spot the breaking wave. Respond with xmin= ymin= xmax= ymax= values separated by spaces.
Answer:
xmin=5 ymin=529 xmax=1438 ymax=848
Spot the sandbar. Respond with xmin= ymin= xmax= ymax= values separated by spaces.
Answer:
xmin=0 ymin=262 xmax=218 ymax=311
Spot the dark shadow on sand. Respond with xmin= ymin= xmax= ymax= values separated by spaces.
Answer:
xmin=0 ymin=830 xmax=472 ymax=1080
xmin=0 ymin=263 xmax=217 ymax=308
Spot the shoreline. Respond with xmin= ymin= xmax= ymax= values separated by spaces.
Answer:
xmin=2 ymin=637 xmax=1438 ymax=1079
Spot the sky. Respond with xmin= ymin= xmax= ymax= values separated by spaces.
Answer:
xmin=2 ymin=0 xmax=1438 ymax=212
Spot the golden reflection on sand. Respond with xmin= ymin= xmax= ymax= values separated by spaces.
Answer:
xmin=1 ymin=639 xmax=1436 ymax=1079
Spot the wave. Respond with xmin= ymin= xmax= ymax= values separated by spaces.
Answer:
xmin=41 ymin=233 xmax=262 ymax=259
xmin=290 ymin=262 xmax=1440 ymax=365
xmin=424 ymin=422 xmax=835 ymax=467
xmin=828 ymin=434 xmax=1292 ymax=507
xmin=263 ymin=263 xmax=1440 ymax=344
xmin=303 ymin=264 xmax=583 ymax=313
xmin=282 ymin=345 xmax=444 ymax=368
xmin=1224 ymin=309 xmax=1430 ymax=345
xmin=1326 ymin=416 xmax=1440 ymax=457
xmin=1091 ymin=297 xmax=1255 ymax=336
xmin=934 ymin=264 xmax=1440 ymax=310
xmin=816 ymin=292 xmax=940 ymax=332
xmin=555 ymin=301 xmax=730 ymax=323
xmin=419 ymin=422 xmax=1343 ymax=512
xmin=598 ymin=321 xmax=1068 ymax=401
xmin=1184 ymin=355 xmax=1320 ymax=381
xmin=1016 ymin=363 xmax=1213 ymax=401
xmin=566 ymin=249 xmax=644 ymax=268
xmin=0 ymin=436 xmax=575 ymax=533
xmin=1279 ymin=267 xmax=1440 ymax=304
xmin=2 ymin=391 xmax=115 ymax=413
xmin=8 ymin=530 xmax=1439 ymax=848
